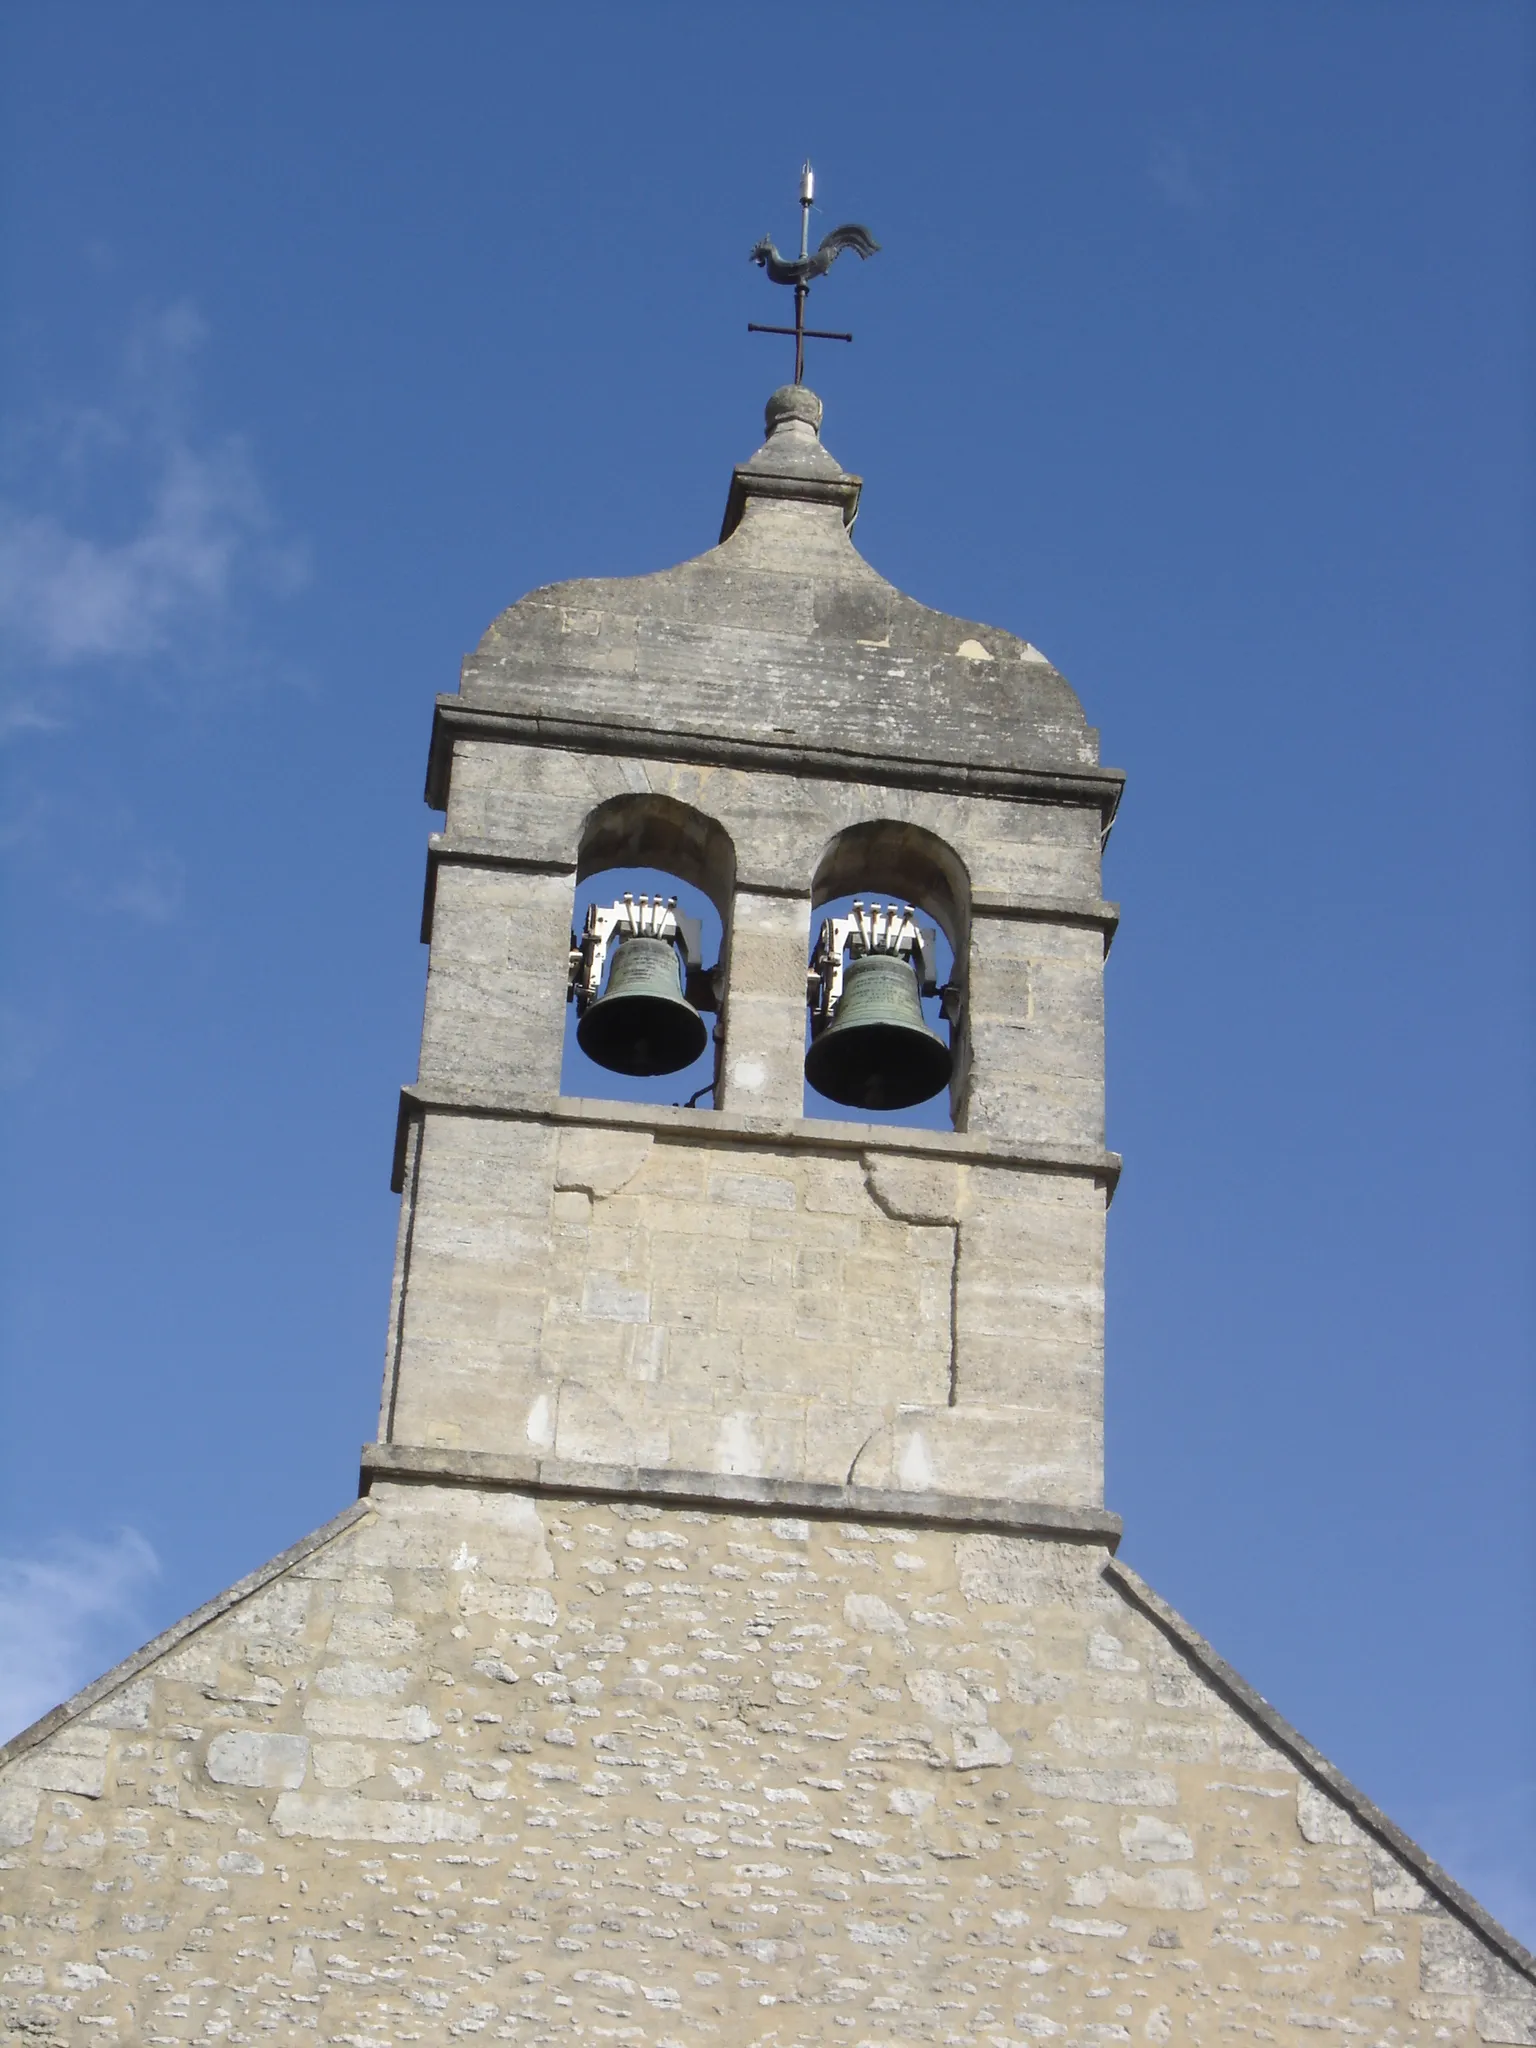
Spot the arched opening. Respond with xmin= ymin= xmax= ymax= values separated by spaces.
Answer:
xmin=804 ymin=820 xmax=971 ymax=1130
xmin=561 ymin=795 xmax=735 ymax=1110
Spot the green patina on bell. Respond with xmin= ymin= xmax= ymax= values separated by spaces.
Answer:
xmin=804 ymin=950 xmax=952 ymax=1111
xmin=577 ymin=933 xmax=709 ymax=1077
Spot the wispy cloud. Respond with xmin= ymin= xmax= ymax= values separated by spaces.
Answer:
xmin=0 ymin=301 xmax=306 ymax=690
xmin=1150 ymin=140 xmax=1207 ymax=214
xmin=4 ymin=785 xmax=188 ymax=940
xmin=1149 ymin=139 xmax=1234 ymax=219
xmin=73 ymin=845 xmax=187 ymax=925
xmin=0 ymin=702 xmax=63 ymax=741
xmin=0 ymin=1528 xmax=160 ymax=1742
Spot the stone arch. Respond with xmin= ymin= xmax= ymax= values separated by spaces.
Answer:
xmin=811 ymin=817 xmax=970 ymax=960
xmin=577 ymin=792 xmax=736 ymax=926
xmin=808 ymin=819 xmax=973 ymax=1126
xmin=565 ymin=793 xmax=737 ymax=1109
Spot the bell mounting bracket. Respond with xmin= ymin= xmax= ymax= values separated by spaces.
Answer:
xmin=807 ymin=900 xmax=953 ymax=1032
xmin=569 ymin=895 xmax=716 ymax=1015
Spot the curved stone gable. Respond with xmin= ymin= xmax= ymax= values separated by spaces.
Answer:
xmin=457 ymin=392 xmax=1101 ymax=780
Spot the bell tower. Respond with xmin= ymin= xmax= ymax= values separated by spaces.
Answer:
xmin=6 ymin=366 xmax=1533 ymax=2048
xmin=375 ymin=381 xmax=1125 ymax=1526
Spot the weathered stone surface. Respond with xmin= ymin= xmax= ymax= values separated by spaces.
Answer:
xmin=455 ymin=399 xmax=1104 ymax=782
xmin=388 ymin=1114 xmax=1107 ymax=1505
xmin=395 ymin=395 xmax=1121 ymax=1512
xmin=2 ymin=1484 xmax=1528 ymax=2044
xmin=204 ymin=1731 xmax=309 ymax=1789
xmin=441 ymin=742 xmax=1109 ymax=900
xmin=425 ymin=741 xmax=1112 ymax=1141
xmin=417 ymin=863 xmax=575 ymax=1099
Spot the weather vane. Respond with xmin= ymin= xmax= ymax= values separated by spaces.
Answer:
xmin=748 ymin=163 xmax=880 ymax=385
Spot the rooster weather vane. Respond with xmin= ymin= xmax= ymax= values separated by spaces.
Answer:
xmin=748 ymin=163 xmax=879 ymax=384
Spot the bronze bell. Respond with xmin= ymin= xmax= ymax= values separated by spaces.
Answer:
xmin=577 ymin=933 xmax=709 ymax=1077
xmin=804 ymin=950 xmax=952 ymax=1111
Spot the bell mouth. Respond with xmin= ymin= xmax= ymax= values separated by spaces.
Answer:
xmin=578 ymin=995 xmax=708 ymax=1076
xmin=805 ymin=1021 xmax=952 ymax=1110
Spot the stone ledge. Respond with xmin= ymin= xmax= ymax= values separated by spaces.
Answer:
xmin=719 ymin=459 xmax=863 ymax=541
xmin=972 ymin=888 xmax=1120 ymax=956
xmin=421 ymin=835 xmax=575 ymax=941
xmin=359 ymin=1439 xmax=1123 ymax=1546
xmin=390 ymin=1083 xmax=1122 ymax=1194
xmin=427 ymin=698 xmax=1127 ymax=823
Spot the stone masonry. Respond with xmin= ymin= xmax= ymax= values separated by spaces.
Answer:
xmin=2 ymin=1485 xmax=1532 ymax=2045
xmin=2 ymin=385 xmax=1531 ymax=2045
xmin=391 ymin=382 xmax=1121 ymax=1513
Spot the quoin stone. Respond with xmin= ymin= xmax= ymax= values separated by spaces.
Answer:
xmin=2 ymin=382 xmax=1530 ymax=2046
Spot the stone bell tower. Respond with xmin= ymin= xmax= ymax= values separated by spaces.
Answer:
xmin=381 ymin=380 xmax=1123 ymax=1521
xmin=2 ymin=386 xmax=1531 ymax=2048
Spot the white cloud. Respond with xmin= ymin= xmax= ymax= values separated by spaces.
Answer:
xmin=0 ymin=1528 xmax=160 ymax=1742
xmin=0 ymin=444 xmax=269 ymax=664
xmin=0 ymin=300 xmax=306 ymax=682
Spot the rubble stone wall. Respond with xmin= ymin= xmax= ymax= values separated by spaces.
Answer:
xmin=3 ymin=1483 xmax=1529 ymax=2047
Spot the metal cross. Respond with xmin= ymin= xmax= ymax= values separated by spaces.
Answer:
xmin=747 ymin=164 xmax=880 ymax=385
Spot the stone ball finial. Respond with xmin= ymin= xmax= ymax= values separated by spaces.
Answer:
xmin=765 ymin=385 xmax=823 ymax=439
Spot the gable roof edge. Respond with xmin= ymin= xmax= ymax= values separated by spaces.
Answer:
xmin=0 ymin=1499 xmax=373 ymax=1773
xmin=1106 ymin=1556 xmax=1536 ymax=1985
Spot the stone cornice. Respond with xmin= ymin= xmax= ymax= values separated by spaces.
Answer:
xmin=419 ymin=835 xmax=574 ymax=941
xmin=426 ymin=698 xmax=1126 ymax=824
xmin=718 ymin=460 xmax=863 ymax=542
xmin=390 ymin=1082 xmax=1121 ymax=1196
xmin=1108 ymin=1559 xmax=1536 ymax=1987
xmin=360 ymin=1440 xmax=1122 ymax=1547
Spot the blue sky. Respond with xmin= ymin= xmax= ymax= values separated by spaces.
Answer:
xmin=1 ymin=2 xmax=1531 ymax=1940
